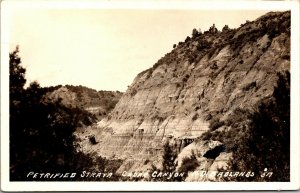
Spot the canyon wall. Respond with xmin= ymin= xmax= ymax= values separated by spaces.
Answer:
xmin=76 ymin=11 xmax=290 ymax=181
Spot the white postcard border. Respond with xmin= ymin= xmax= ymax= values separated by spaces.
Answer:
xmin=1 ymin=0 xmax=299 ymax=191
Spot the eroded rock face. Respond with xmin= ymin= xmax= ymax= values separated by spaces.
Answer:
xmin=175 ymin=140 xmax=223 ymax=167
xmin=185 ymin=152 xmax=233 ymax=182
xmin=76 ymin=11 xmax=290 ymax=180
xmin=45 ymin=85 xmax=122 ymax=119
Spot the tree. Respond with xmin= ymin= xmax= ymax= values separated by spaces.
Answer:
xmin=162 ymin=142 xmax=177 ymax=174
xmin=9 ymin=46 xmax=26 ymax=103
xmin=148 ymin=141 xmax=181 ymax=182
xmin=222 ymin=25 xmax=230 ymax=32
xmin=177 ymin=152 xmax=199 ymax=180
xmin=229 ymin=71 xmax=290 ymax=181
xmin=9 ymin=47 xmax=100 ymax=181
xmin=192 ymin=28 xmax=199 ymax=37
xmin=209 ymin=24 xmax=218 ymax=33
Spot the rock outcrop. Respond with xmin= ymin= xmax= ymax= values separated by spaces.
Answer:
xmin=45 ymin=85 xmax=122 ymax=119
xmin=76 ymin=11 xmax=290 ymax=181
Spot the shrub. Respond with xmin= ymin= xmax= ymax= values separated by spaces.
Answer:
xmin=282 ymin=54 xmax=290 ymax=60
xmin=149 ymin=141 xmax=181 ymax=181
xmin=192 ymin=28 xmax=199 ymax=37
xmin=144 ymin=159 xmax=150 ymax=165
xmin=192 ymin=113 xmax=199 ymax=121
xmin=205 ymin=114 xmax=212 ymax=121
xmin=242 ymin=81 xmax=257 ymax=91
xmin=178 ymin=152 xmax=199 ymax=180
xmin=225 ymin=108 xmax=251 ymax=127
xmin=209 ymin=117 xmax=225 ymax=131
xmin=222 ymin=25 xmax=230 ymax=32
xmin=197 ymin=39 xmax=212 ymax=50
xmin=201 ymin=131 xmax=212 ymax=140
xmin=130 ymin=88 xmax=137 ymax=96
xmin=185 ymin=36 xmax=191 ymax=42
xmin=228 ymin=71 xmax=290 ymax=181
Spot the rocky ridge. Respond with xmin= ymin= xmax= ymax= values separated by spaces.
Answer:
xmin=45 ymin=85 xmax=122 ymax=119
xmin=76 ymin=11 xmax=290 ymax=181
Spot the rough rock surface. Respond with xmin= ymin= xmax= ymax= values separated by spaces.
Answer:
xmin=45 ymin=85 xmax=122 ymax=119
xmin=184 ymin=152 xmax=233 ymax=182
xmin=76 ymin=11 xmax=290 ymax=180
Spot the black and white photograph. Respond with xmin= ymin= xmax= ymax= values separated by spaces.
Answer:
xmin=1 ymin=0 xmax=299 ymax=191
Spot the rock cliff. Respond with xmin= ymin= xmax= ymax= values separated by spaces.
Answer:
xmin=76 ymin=11 xmax=290 ymax=181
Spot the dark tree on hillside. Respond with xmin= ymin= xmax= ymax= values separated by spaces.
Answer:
xmin=230 ymin=71 xmax=290 ymax=181
xmin=149 ymin=141 xmax=181 ymax=182
xmin=9 ymin=47 xmax=101 ymax=181
xmin=9 ymin=46 xmax=26 ymax=103
xmin=192 ymin=28 xmax=199 ymax=37
xmin=162 ymin=142 xmax=177 ymax=174
xmin=222 ymin=25 xmax=230 ymax=32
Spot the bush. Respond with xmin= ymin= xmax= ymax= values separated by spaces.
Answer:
xmin=149 ymin=141 xmax=181 ymax=181
xmin=225 ymin=108 xmax=251 ymax=127
xmin=130 ymin=88 xmax=137 ymax=96
xmin=222 ymin=25 xmax=230 ymax=32
xmin=228 ymin=71 xmax=290 ymax=181
xmin=242 ymin=81 xmax=257 ymax=91
xmin=201 ymin=132 xmax=212 ymax=140
xmin=209 ymin=117 xmax=225 ymax=131
xmin=192 ymin=113 xmax=199 ymax=121
xmin=178 ymin=152 xmax=199 ymax=180
xmin=185 ymin=36 xmax=191 ymax=42
xmin=197 ymin=39 xmax=212 ymax=50
xmin=192 ymin=28 xmax=199 ymax=37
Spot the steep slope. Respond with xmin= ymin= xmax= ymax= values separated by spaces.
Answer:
xmin=77 ymin=11 xmax=290 ymax=180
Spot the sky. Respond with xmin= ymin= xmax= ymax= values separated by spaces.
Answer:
xmin=7 ymin=8 xmax=272 ymax=92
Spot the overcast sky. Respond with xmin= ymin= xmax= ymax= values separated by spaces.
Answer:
xmin=8 ymin=8 xmax=271 ymax=92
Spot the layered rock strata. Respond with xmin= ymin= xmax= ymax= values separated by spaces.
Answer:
xmin=76 ymin=11 xmax=290 ymax=180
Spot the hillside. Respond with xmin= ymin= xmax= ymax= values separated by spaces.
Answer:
xmin=9 ymin=45 xmax=125 ymax=181
xmin=44 ymin=85 xmax=122 ymax=120
xmin=76 ymin=11 xmax=290 ymax=181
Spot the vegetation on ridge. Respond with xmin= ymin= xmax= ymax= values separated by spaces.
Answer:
xmin=201 ymin=71 xmax=290 ymax=181
xmin=44 ymin=84 xmax=122 ymax=120
xmin=9 ymin=47 xmax=122 ymax=181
